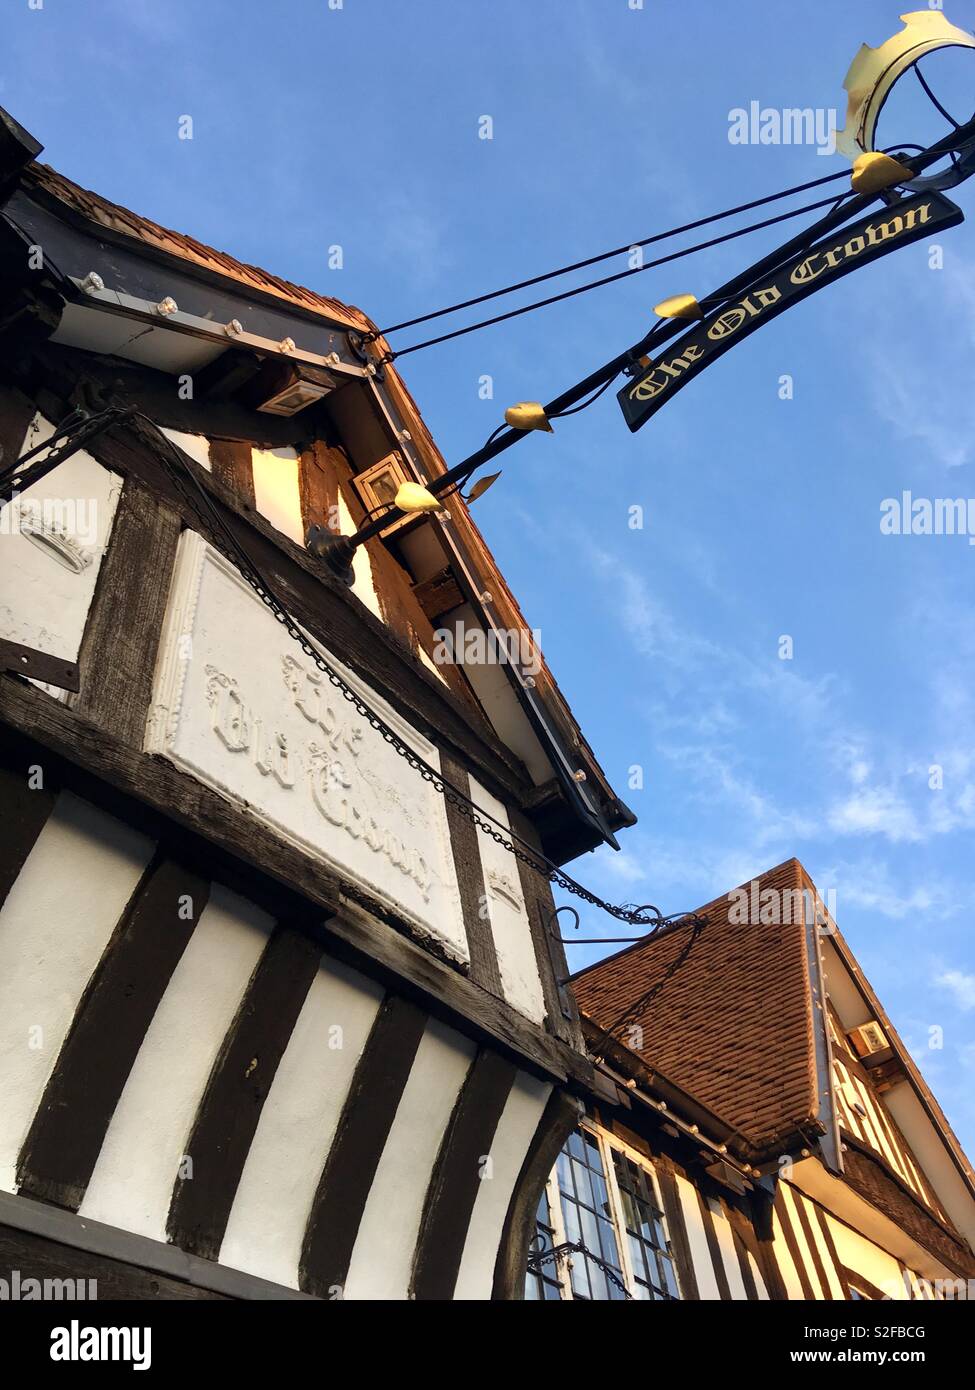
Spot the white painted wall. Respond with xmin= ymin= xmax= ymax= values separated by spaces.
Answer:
xmin=79 ymin=885 xmax=272 ymax=1241
xmin=0 ymin=413 xmax=121 ymax=663
xmin=676 ymin=1172 xmax=723 ymax=1299
xmin=344 ymin=1019 xmax=475 ymax=1300
xmin=707 ymin=1195 xmax=748 ymax=1299
xmin=0 ymin=792 xmax=154 ymax=1192
xmin=220 ymin=958 xmax=384 ymax=1289
xmin=251 ymin=447 xmax=303 ymax=545
xmin=161 ymin=428 xmax=211 ymax=473
xmin=336 ymin=492 xmax=382 ymax=621
xmin=824 ymin=1207 xmax=911 ymax=1299
xmin=454 ymin=1071 xmax=550 ymax=1300
xmin=468 ymin=776 xmax=546 ymax=1024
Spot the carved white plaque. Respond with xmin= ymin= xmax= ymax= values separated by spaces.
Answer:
xmin=146 ymin=532 xmax=468 ymax=962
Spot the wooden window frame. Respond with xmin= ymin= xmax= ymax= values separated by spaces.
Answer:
xmin=541 ymin=1122 xmax=683 ymax=1301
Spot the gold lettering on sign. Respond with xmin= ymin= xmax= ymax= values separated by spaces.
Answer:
xmin=628 ymin=342 xmax=706 ymax=402
xmin=707 ymin=285 xmax=781 ymax=342
xmin=791 ymin=203 xmax=932 ymax=286
xmin=626 ymin=200 xmax=940 ymax=421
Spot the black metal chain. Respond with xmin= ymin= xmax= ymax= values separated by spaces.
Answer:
xmin=590 ymin=912 xmax=707 ymax=1053
xmin=526 ymin=1237 xmax=632 ymax=1298
xmin=135 ymin=415 xmax=681 ymax=929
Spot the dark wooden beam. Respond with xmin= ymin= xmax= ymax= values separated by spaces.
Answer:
xmin=441 ymin=752 xmax=502 ymax=996
xmin=300 ymin=996 xmax=427 ymax=1298
xmin=208 ymin=437 xmax=256 ymax=509
xmin=749 ymin=1187 xmax=789 ymax=1301
xmin=695 ymin=1184 xmax=732 ymax=1300
xmin=70 ymin=476 xmax=181 ymax=744
xmin=0 ymin=1189 xmax=313 ymax=1300
xmin=411 ymin=1049 xmax=515 ymax=1300
xmin=0 ymin=1224 xmax=227 ymax=1302
xmin=298 ymin=440 xmax=340 ymax=538
xmin=411 ymin=566 xmax=463 ymax=624
xmin=17 ymin=854 xmax=210 ymax=1211
xmin=656 ymin=1160 xmax=700 ymax=1300
xmin=0 ymin=382 xmax=37 ymax=474
xmin=167 ymin=921 xmax=322 ymax=1261
xmin=0 ymin=755 xmax=57 ymax=912
xmin=492 ymin=1087 xmax=579 ymax=1301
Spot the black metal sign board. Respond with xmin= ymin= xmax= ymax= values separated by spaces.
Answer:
xmin=618 ymin=191 xmax=963 ymax=432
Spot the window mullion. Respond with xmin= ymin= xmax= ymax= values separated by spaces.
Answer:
xmin=599 ymin=1132 xmax=638 ymax=1297
xmin=545 ymin=1171 xmax=573 ymax=1300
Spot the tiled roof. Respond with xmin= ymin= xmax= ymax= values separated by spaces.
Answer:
xmin=24 ymin=163 xmax=374 ymax=333
xmin=573 ymin=858 xmax=819 ymax=1149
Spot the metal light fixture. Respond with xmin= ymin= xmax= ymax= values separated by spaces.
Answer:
xmin=155 ymin=296 xmax=178 ymax=316
xmin=850 ymin=150 xmax=914 ymax=194
xmin=243 ymin=358 xmax=339 ymax=416
xmin=653 ymin=293 xmax=703 ymax=321
xmin=504 ymin=402 xmax=553 ymax=432
xmin=307 ymin=478 xmax=443 ymax=583
xmin=393 ymin=480 xmax=442 ymax=513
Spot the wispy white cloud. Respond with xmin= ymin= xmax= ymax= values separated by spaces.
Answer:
xmin=936 ymin=969 xmax=975 ymax=1011
xmin=827 ymin=785 xmax=921 ymax=843
xmin=819 ymin=857 xmax=953 ymax=921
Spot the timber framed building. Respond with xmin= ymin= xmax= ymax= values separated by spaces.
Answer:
xmin=528 ymin=860 xmax=975 ymax=1302
xmin=1 ymin=106 xmax=971 ymax=1306
xmin=0 ymin=106 xmax=633 ymax=1301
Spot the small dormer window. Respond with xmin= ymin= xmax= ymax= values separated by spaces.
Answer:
xmin=849 ymin=1020 xmax=889 ymax=1058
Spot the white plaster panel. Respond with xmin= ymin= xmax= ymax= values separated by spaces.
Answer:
xmin=454 ymin=1070 xmax=550 ymax=1300
xmin=708 ymin=1196 xmax=747 ymax=1300
xmin=219 ymin=958 xmax=384 ymax=1288
xmin=749 ymin=1250 xmax=770 ymax=1299
xmin=824 ymin=1210 xmax=911 ymax=1299
xmin=337 ymin=492 xmax=382 ymax=620
xmin=251 ymin=447 xmax=303 ymax=544
xmin=79 ymin=885 xmax=272 ymax=1241
xmin=161 ymin=428 xmax=211 ymax=472
xmin=676 ymin=1173 xmax=722 ymax=1299
xmin=146 ymin=531 xmax=467 ymax=962
xmin=468 ymin=776 xmax=546 ymax=1023
xmin=344 ymin=1018 xmax=475 ymax=1300
xmin=0 ymin=792 xmax=154 ymax=1193
xmin=0 ymin=413 xmax=122 ymax=661
xmin=771 ymin=1203 xmax=807 ymax=1300
xmin=796 ymin=1191 xmax=846 ymax=1299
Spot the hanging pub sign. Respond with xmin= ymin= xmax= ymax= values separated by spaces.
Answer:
xmin=618 ymin=190 xmax=963 ymax=432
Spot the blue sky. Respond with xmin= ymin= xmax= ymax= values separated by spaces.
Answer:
xmin=3 ymin=0 xmax=975 ymax=1151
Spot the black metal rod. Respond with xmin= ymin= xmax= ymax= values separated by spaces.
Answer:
xmin=318 ymin=117 xmax=975 ymax=573
xmin=0 ymin=408 xmax=134 ymax=506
